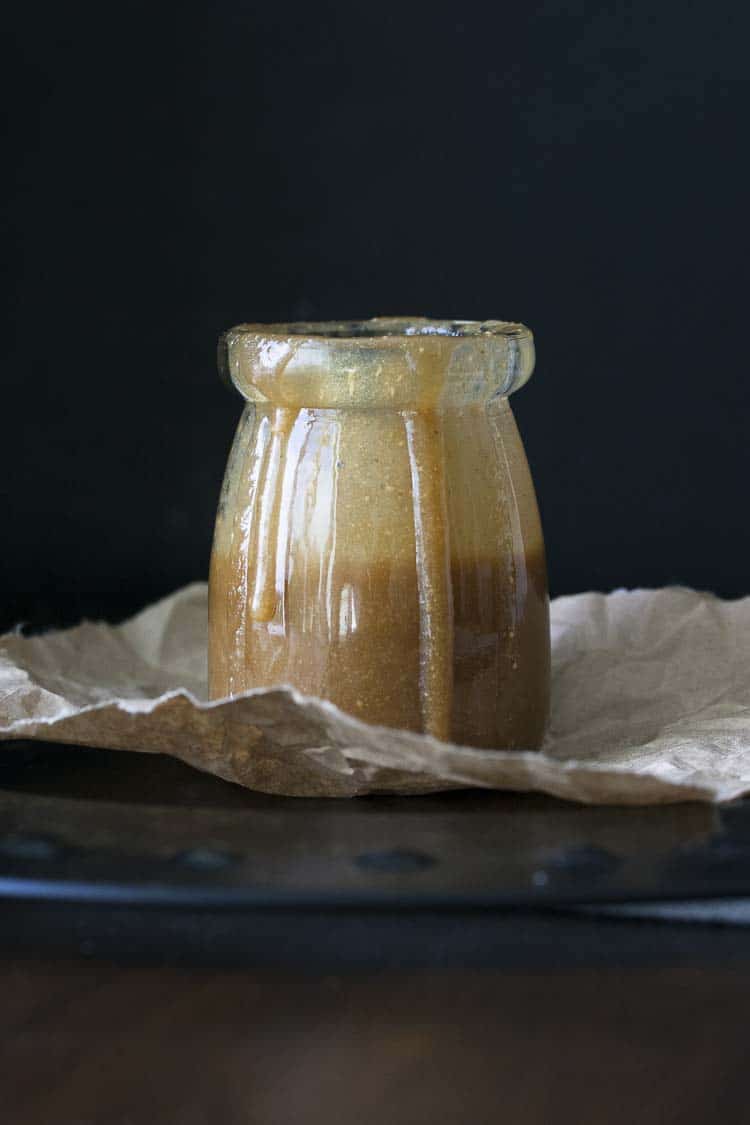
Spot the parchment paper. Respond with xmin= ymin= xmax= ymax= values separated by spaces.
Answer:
xmin=1 ymin=583 xmax=749 ymax=803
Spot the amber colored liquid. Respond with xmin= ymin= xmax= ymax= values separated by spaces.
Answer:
xmin=210 ymin=547 xmax=548 ymax=749
xmin=209 ymin=400 xmax=550 ymax=750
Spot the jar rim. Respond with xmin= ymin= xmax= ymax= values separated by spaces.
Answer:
xmin=220 ymin=316 xmax=536 ymax=405
xmin=224 ymin=316 xmax=531 ymax=343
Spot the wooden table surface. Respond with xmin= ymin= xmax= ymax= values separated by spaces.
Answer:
xmin=2 ymin=957 xmax=748 ymax=1124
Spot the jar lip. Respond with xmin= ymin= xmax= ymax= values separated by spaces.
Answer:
xmin=224 ymin=316 xmax=532 ymax=343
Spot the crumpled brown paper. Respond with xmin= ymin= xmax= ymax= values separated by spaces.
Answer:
xmin=1 ymin=583 xmax=749 ymax=803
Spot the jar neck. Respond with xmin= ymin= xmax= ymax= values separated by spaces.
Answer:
xmin=247 ymin=400 xmax=505 ymax=419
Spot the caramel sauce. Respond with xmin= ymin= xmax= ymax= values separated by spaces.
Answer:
xmin=209 ymin=398 xmax=550 ymax=750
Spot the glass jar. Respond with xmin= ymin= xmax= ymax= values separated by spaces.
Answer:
xmin=209 ymin=318 xmax=549 ymax=750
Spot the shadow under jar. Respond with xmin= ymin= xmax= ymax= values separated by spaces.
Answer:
xmin=209 ymin=318 xmax=550 ymax=750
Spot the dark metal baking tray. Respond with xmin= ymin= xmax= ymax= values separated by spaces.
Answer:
xmin=1 ymin=741 xmax=750 ymax=967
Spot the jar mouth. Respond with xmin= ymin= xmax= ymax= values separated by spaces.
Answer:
xmin=220 ymin=316 xmax=535 ymax=407
xmin=226 ymin=316 xmax=531 ymax=342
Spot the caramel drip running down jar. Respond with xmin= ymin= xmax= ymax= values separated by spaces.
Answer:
xmin=209 ymin=318 xmax=550 ymax=750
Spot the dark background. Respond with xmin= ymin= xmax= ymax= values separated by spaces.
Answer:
xmin=4 ymin=0 xmax=749 ymax=629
